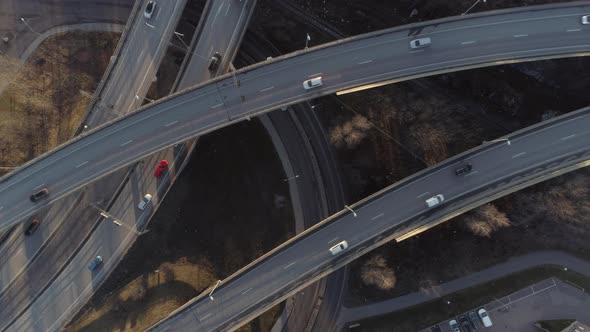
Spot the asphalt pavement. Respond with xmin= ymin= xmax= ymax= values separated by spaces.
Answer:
xmin=2 ymin=3 xmax=590 ymax=231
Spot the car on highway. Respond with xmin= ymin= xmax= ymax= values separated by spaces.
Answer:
xmin=144 ymin=1 xmax=156 ymax=19
xmin=455 ymin=163 xmax=473 ymax=176
xmin=30 ymin=188 xmax=49 ymax=203
xmin=138 ymin=194 xmax=153 ymax=210
xmin=478 ymin=308 xmax=493 ymax=327
xmin=409 ymin=37 xmax=431 ymax=49
xmin=329 ymin=240 xmax=348 ymax=255
xmin=88 ymin=255 xmax=103 ymax=271
xmin=468 ymin=311 xmax=482 ymax=329
xmin=582 ymin=15 xmax=590 ymax=24
xmin=459 ymin=315 xmax=472 ymax=332
xmin=208 ymin=52 xmax=222 ymax=71
xmin=425 ymin=194 xmax=444 ymax=208
xmin=24 ymin=219 xmax=40 ymax=236
xmin=449 ymin=319 xmax=460 ymax=332
xmin=302 ymin=76 xmax=323 ymax=90
xmin=154 ymin=160 xmax=169 ymax=177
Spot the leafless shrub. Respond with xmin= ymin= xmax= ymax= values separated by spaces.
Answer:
xmin=464 ymin=204 xmax=511 ymax=237
xmin=410 ymin=123 xmax=448 ymax=165
xmin=361 ymin=254 xmax=396 ymax=290
xmin=329 ymin=114 xmax=372 ymax=149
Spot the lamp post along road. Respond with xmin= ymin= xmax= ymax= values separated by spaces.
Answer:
xmin=209 ymin=280 xmax=222 ymax=301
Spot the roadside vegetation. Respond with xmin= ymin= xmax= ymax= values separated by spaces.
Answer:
xmin=0 ymin=31 xmax=118 ymax=174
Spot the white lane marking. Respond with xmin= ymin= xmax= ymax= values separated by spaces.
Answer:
xmin=371 ymin=213 xmax=384 ymax=220
xmin=155 ymin=7 xmax=162 ymax=21
xmin=561 ymin=134 xmax=576 ymax=140
xmin=409 ymin=49 xmax=425 ymax=53
xmin=328 ymin=237 xmax=339 ymax=244
xmin=464 ymin=170 xmax=479 ymax=177
xmin=33 ymin=184 xmax=45 ymax=190
xmin=211 ymin=2 xmax=224 ymax=26
xmin=241 ymin=287 xmax=253 ymax=295
xmin=416 ymin=191 xmax=430 ymax=198
xmin=115 ymin=94 xmax=124 ymax=106
xmin=225 ymin=2 xmax=231 ymax=16
xmin=201 ymin=313 xmax=212 ymax=321
xmin=165 ymin=121 xmax=178 ymax=127
xmin=461 ymin=40 xmax=477 ymax=45
xmin=512 ymin=152 xmax=527 ymax=159
xmin=0 ymin=206 xmax=3 ymax=211
xmin=567 ymin=28 xmax=582 ymax=32
xmin=75 ymin=161 xmax=89 ymax=168
xmin=145 ymin=22 xmax=155 ymax=29
xmin=283 ymin=261 xmax=296 ymax=269
xmin=357 ymin=60 xmax=373 ymax=65
xmin=259 ymin=86 xmax=274 ymax=92
xmin=308 ymin=72 xmax=322 ymax=78
xmin=513 ymin=34 xmax=529 ymax=38
xmin=371 ymin=213 xmax=385 ymax=220
xmin=211 ymin=103 xmax=224 ymax=109
xmin=120 ymin=140 xmax=133 ymax=147
xmin=138 ymin=49 xmax=145 ymax=60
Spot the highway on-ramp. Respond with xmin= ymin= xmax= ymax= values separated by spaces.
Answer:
xmin=1 ymin=3 xmax=590 ymax=232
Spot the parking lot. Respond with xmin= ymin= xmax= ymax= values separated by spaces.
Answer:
xmin=426 ymin=278 xmax=590 ymax=331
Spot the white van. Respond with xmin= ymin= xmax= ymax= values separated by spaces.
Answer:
xmin=425 ymin=194 xmax=444 ymax=208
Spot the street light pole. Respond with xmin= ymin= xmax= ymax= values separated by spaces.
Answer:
xmin=283 ymin=174 xmax=299 ymax=182
xmin=173 ymin=31 xmax=190 ymax=49
xmin=209 ymin=280 xmax=221 ymax=300
xmin=344 ymin=205 xmax=358 ymax=217
xmin=20 ymin=18 xmax=43 ymax=37
xmin=305 ymin=33 xmax=310 ymax=49
xmin=461 ymin=0 xmax=487 ymax=15
xmin=484 ymin=138 xmax=511 ymax=146
xmin=92 ymin=203 xmax=146 ymax=235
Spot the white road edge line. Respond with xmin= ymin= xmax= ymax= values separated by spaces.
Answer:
xmin=416 ymin=191 xmax=430 ymax=198
xmin=120 ymin=140 xmax=133 ymax=147
xmin=283 ymin=262 xmax=296 ymax=270
xmin=461 ymin=40 xmax=476 ymax=45
xmin=561 ymin=134 xmax=576 ymax=140
xmin=165 ymin=121 xmax=178 ymax=127
xmin=357 ymin=60 xmax=373 ymax=65
xmin=241 ymin=287 xmax=253 ymax=295
xmin=75 ymin=161 xmax=89 ymax=168
xmin=513 ymin=34 xmax=529 ymax=38
xmin=211 ymin=103 xmax=224 ymax=109
xmin=371 ymin=213 xmax=384 ymax=220
xmin=512 ymin=152 xmax=527 ymax=159
xmin=260 ymin=86 xmax=274 ymax=92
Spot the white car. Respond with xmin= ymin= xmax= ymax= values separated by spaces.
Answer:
xmin=409 ymin=37 xmax=431 ymax=49
xmin=302 ymin=77 xmax=323 ymax=90
xmin=449 ymin=320 xmax=460 ymax=332
xmin=329 ymin=240 xmax=348 ymax=255
xmin=425 ymin=194 xmax=444 ymax=208
xmin=138 ymin=194 xmax=153 ymax=210
xmin=478 ymin=308 xmax=493 ymax=327
xmin=582 ymin=15 xmax=590 ymax=25
xmin=144 ymin=1 xmax=156 ymax=19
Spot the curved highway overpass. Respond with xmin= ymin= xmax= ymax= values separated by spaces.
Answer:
xmin=0 ymin=3 xmax=589 ymax=230
xmin=149 ymin=106 xmax=590 ymax=332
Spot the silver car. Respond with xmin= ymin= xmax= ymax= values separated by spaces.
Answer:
xmin=409 ymin=37 xmax=431 ymax=49
xmin=303 ymin=77 xmax=323 ymax=90
xmin=582 ymin=15 xmax=590 ymax=24
xmin=425 ymin=194 xmax=444 ymax=208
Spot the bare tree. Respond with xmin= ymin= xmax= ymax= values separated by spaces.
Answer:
xmin=464 ymin=204 xmax=511 ymax=237
xmin=361 ymin=254 xmax=396 ymax=290
xmin=329 ymin=114 xmax=372 ymax=149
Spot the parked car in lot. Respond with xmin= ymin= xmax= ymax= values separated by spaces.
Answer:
xmin=478 ymin=308 xmax=493 ymax=327
xmin=409 ymin=37 xmax=431 ymax=49
xmin=88 ymin=255 xmax=103 ymax=271
xmin=459 ymin=315 xmax=472 ymax=332
xmin=30 ymin=188 xmax=49 ymax=203
xmin=144 ymin=1 xmax=156 ymax=18
xmin=138 ymin=194 xmax=153 ymax=210
xmin=154 ymin=160 xmax=168 ymax=177
xmin=425 ymin=194 xmax=445 ymax=208
xmin=468 ymin=311 xmax=482 ymax=329
xmin=208 ymin=52 xmax=222 ymax=71
xmin=302 ymin=76 xmax=323 ymax=90
xmin=449 ymin=319 xmax=461 ymax=332
xmin=582 ymin=15 xmax=590 ymax=24
xmin=430 ymin=324 xmax=442 ymax=332
xmin=329 ymin=240 xmax=348 ymax=255
xmin=24 ymin=219 xmax=40 ymax=236
xmin=455 ymin=163 xmax=473 ymax=176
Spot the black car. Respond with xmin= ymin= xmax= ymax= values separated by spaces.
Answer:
xmin=468 ymin=311 xmax=482 ymax=329
xmin=455 ymin=163 xmax=473 ymax=176
xmin=208 ymin=52 xmax=222 ymax=71
xmin=25 ymin=219 xmax=40 ymax=236
xmin=430 ymin=325 xmax=442 ymax=332
xmin=30 ymin=188 xmax=49 ymax=202
xmin=459 ymin=315 xmax=472 ymax=332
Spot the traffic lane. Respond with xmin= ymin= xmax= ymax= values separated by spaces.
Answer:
xmin=161 ymin=111 xmax=590 ymax=330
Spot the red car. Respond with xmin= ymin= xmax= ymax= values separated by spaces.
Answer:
xmin=154 ymin=160 xmax=168 ymax=177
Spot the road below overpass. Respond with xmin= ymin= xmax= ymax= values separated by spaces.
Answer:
xmin=1 ymin=2 xmax=590 ymax=232
xmin=150 ymin=106 xmax=590 ymax=331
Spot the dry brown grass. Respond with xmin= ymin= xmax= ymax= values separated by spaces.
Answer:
xmin=0 ymin=31 xmax=118 ymax=172
xmin=361 ymin=254 xmax=397 ymax=290
xmin=464 ymin=204 xmax=511 ymax=237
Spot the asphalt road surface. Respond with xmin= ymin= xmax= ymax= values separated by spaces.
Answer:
xmin=150 ymin=107 xmax=590 ymax=331
xmin=1 ymin=3 xmax=589 ymax=232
